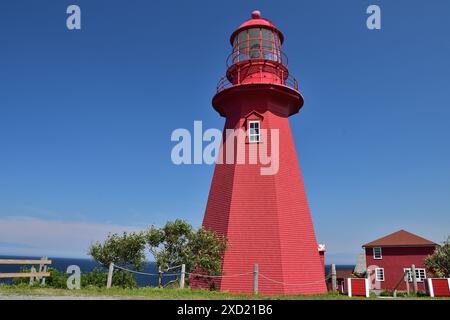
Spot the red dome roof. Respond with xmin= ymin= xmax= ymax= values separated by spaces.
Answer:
xmin=229 ymin=10 xmax=284 ymax=45
xmin=237 ymin=17 xmax=276 ymax=29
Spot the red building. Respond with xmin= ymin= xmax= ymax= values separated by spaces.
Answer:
xmin=326 ymin=268 xmax=355 ymax=294
xmin=191 ymin=11 xmax=326 ymax=295
xmin=363 ymin=230 xmax=438 ymax=292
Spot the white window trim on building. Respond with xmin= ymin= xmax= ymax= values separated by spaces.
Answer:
xmin=375 ymin=268 xmax=385 ymax=281
xmin=403 ymin=268 xmax=427 ymax=282
xmin=373 ymin=247 xmax=382 ymax=259
xmin=248 ymin=120 xmax=260 ymax=143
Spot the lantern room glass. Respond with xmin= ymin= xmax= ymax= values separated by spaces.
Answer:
xmin=232 ymin=27 xmax=282 ymax=64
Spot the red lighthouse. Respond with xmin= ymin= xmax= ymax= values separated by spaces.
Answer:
xmin=196 ymin=11 xmax=326 ymax=295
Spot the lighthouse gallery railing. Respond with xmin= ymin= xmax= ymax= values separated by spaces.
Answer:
xmin=216 ymin=73 xmax=299 ymax=93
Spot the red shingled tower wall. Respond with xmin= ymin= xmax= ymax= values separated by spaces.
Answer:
xmin=191 ymin=11 xmax=326 ymax=295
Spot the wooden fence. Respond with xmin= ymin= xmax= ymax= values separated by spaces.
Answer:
xmin=0 ymin=257 xmax=52 ymax=285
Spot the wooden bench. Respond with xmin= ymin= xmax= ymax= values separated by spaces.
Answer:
xmin=0 ymin=257 xmax=52 ymax=285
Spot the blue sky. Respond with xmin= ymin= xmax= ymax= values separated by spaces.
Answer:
xmin=0 ymin=0 xmax=449 ymax=263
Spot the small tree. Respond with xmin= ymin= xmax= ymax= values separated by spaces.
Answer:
xmin=424 ymin=236 xmax=450 ymax=278
xmin=145 ymin=220 xmax=227 ymax=276
xmin=190 ymin=227 xmax=227 ymax=276
xmin=88 ymin=231 xmax=147 ymax=288
xmin=146 ymin=219 xmax=193 ymax=271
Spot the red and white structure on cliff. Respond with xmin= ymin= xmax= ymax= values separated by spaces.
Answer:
xmin=194 ymin=11 xmax=326 ymax=295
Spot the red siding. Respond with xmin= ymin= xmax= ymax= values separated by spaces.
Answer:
xmin=365 ymin=246 xmax=435 ymax=291
xmin=350 ymin=279 xmax=367 ymax=296
xmin=192 ymin=93 xmax=326 ymax=295
xmin=431 ymin=279 xmax=450 ymax=297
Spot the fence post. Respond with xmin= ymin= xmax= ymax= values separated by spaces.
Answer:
xmin=331 ymin=264 xmax=337 ymax=293
xmin=29 ymin=266 xmax=36 ymax=285
xmin=158 ymin=266 xmax=163 ymax=288
xmin=404 ymin=270 xmax=410 ymax=295
xmin=365 ymin=267 xmax=371 ymax=297
xmin=253 ymin=264 xmax=259 ymax=295
xmin=106 ymin=262 xmax=114 ymax=289
xmin=39 ymin=256 xmax=47 ymax=286
xmin=411 ymin=264 xmax=418 ymax=294
xmin=180 ymin=264 xmax=186 ymax=289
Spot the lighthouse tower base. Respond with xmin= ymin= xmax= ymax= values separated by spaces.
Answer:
xmin=191 ymin=105 xmax=326 ymax=295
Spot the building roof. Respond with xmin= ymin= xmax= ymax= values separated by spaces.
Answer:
xmin=362 ymin=230 xmax=438 ymax=248
xmin=326 ymin=268 xmax=355 ymax=280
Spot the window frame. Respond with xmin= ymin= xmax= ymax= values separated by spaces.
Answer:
xmin=403 ymin=268 xmax=426 ymax=282
xmin=248 ymin=120 xmax=260 ymax=144
xmin=232 ymin=28 xmax=282 ymax=64
xmin=373 ymin=247 xmax=382 ymax=260
xmin=375 ymin=268 xmax=385 ymax=282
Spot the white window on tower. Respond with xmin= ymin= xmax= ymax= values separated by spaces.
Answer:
xmin=375 ymin=268 xmax=385 ymax=281
xmin=248 ymin=121 xmax=260 ymax=143
xmin=404 ymin=268 xmax=427 ymax=282
xmin=373 ymin=247 xmax=382 ymax=259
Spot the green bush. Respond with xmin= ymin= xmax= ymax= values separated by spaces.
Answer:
xmin=380 ymin=290 xmax=393 ymax=296
xmin=11 ymin=266 xmax=137 ymax=289
xmin=414 ymin=291 xmax=428 ymax=297
xmin=110 ymin=270 xmax=138 ymax=288
xmin=87 ymin=220 xmax=228 ymax=290
xmin=80 ymin=268 xmax=137 ymax=288
xmin=46 ymin=268 xmax=69 ymax=288
xmin=424 ymin=236 xmax=450 ymax=278
xmin=12 ymin=267 xmax=68 ymax=288
xmin=88 ymin=231 xmax=147 ymax=287
xmin=146 ymin=220 xmax=227 ymax=278
xmin=81 ymin=268 xmax=107 ymax=288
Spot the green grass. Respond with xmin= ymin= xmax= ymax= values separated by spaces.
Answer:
xmin=0 ymin=284 xmax=448 ymax=300
xmin=0 ymin=284 xmax=358 ymax=300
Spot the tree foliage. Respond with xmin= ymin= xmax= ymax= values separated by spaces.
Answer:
xmin=145 ymin=219 xmax=227 ymax=275
xmin=146 ymin=219 xmax=192 ymax=271
xmin=189 ymin=227 xmax=227 ymax=276
xmin=87 ymin=220 xmax=227 ymax=288
xmin=88 ymin=232 xmax=146 ymax=288
xmin=89 ymin=231 xmax=147 ymax=271
xmin=424 ymin=236 xmax=450 ymax=278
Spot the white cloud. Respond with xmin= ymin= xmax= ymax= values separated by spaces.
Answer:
xmin=0 ymin=216 xmax=141 ymax=258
